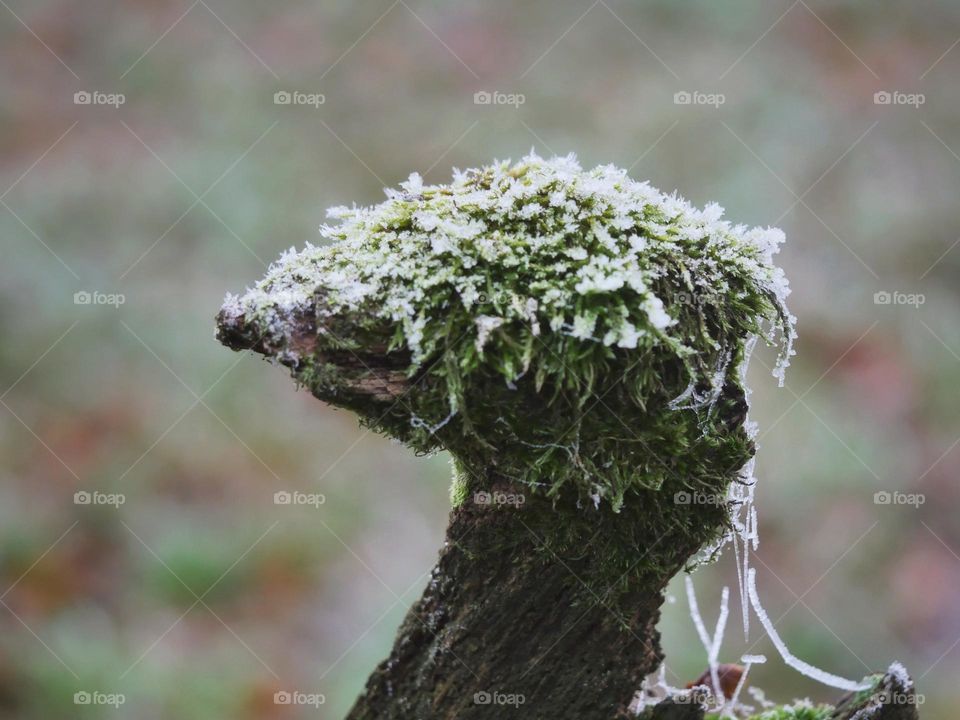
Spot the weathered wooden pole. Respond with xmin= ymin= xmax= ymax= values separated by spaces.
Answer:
xmin=216 ymin=153 xmax=915 ymax=719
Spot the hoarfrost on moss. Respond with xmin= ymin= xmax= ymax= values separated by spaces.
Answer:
xmin=223 ymin=151 xmax=796 ymax=513
xmin=231 ymin=150 xmax=794 ymax=373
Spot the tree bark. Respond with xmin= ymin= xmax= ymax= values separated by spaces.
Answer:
xmin=216 ymin=306 xmax=920 ymax=720
xmin=344 ymin=479 xmax=699 ymax=720
xmin=830 ymin=668 xmax=921 ymax=720
xmin=219 ymin=303 xmax=710 ymax=717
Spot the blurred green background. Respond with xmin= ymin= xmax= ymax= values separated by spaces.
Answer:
xmin=1 ymin=1 xmax=959 ymax=717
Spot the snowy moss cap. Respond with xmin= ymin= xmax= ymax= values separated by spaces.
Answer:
xmin=221 ymin=151 xmax=795 ymax=506
xmin=227 ymin=150 xmax=792 ymax=378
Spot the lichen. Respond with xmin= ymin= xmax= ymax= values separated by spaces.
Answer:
xmin=221 ymin=151 xmax=795 ymax=551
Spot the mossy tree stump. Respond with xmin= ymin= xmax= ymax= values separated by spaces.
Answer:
xmin=216 ymin=154 xmax=910 ymax=718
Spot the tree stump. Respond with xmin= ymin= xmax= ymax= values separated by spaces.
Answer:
xmin=216 ymin=153 xmax=914 ymax=718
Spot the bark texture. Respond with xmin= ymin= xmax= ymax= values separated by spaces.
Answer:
xmin=830 ymin=668 xmax=921 ymax=720
xmin=344 ymin=483 xmax=701 ymax=720
xmin=218 ymin=304 xmax=727 ymax=719
xmin=216 ymin=307 xmax=920 ymax=720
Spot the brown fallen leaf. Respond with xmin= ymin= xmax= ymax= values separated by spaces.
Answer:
xmin=686 ymin=663 xmax=745 ymax=698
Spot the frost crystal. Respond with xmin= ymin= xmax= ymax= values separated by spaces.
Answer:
xmin=474 ymin=315 xmax=505 ymax=352
xmin=685 ymin=576 xmax=730 ymax=703
xmin=223 ymin=151 xmax=795 ymax=513
xmin=226 ymin=150 xmax=794 ymax=372
xmin=747 ymin=568 xmax=870 ymax=692
xmin=886 ymin=660 xmax=912 ymax=690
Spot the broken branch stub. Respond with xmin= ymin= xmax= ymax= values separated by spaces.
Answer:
xmin=638 ymin=665 xmax=920 ymax=720
xmin=216 ymin=153 xmax=796 ymax=718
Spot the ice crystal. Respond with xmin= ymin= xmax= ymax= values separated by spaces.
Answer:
xmin=686 ymin=576 xmax=730 ymax=703
xmin=222 ymin=151 xmax=795 ymax=517
xmin=747 ymin=568 xmax=870 ymax=692
xmin=225 ymin=150 xmax=794 ymax=375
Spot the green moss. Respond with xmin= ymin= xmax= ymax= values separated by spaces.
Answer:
xmin=843 ymin=673 xmax=884 ymax=708
xmin=514 ymin=486 xmax=729 ymax=595
xmin=449 ymin=457 xmax=470 ymax=508
xmin=748 ymin=704 xmax=834 ymax=720
xmin=222 ymin=152 xmax=795 ymax=569
xmin=703 ymin=702 xmax=834 ymax=720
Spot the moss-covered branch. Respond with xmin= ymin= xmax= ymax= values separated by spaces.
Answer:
xmin=212 ymin=153 xmax=914 ymax=719
xmin=641 ymin=665 xmax=919 ymax=720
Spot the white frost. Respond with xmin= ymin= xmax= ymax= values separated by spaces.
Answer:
xmin=685 ymin=576 xmax=730 ymax=703
xmin=227 ymin=150 xmax=794 ymax=378
xmin=474 ymin=315 xmax=505 ymax=352
xmin=746 ymin=568 xmax=870 ymax=692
